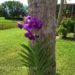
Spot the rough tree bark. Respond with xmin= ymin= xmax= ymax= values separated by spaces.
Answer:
xmin=28 ymin=0 xmax=56 ymax=75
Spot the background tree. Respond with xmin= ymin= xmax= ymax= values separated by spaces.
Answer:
xmin=0 ymin=5 xmax=3 ymax=17
xmin=57 ymin=0 xmax=65 ymax=26
xmin=1 ymin=1 xmax=28 ymax=19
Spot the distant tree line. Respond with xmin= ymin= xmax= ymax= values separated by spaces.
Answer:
xmin=0 ymin=1 xmax=28 ymax=20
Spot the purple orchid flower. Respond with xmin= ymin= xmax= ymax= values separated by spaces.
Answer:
xmin=24 ymin=17 xmax=43 ymax=31
xmin=24 ymin=24 xmax=32 ymax=32
xmin=33 ymin=21 xmax=43 ymax=30
xmin=25 ymin=32 xmax=35 ymax=40
xmin=17 ymin=22 xmax=23 ymax=29
xmin=24 ymin=16 xmax=32 ymax=24
xmin=17 ymin=15 xmax=43 ymax=40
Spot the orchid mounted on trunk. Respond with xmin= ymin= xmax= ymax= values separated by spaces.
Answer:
xmin=17 ymin=16 xmax=43 ymax=40
xmin=17 ymin=16 xmax=52 ymax=75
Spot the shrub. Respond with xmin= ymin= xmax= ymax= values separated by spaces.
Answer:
xmin=57 ymin=18 xmax=74 ymax=38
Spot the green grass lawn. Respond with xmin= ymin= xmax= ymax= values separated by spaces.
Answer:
xmin=0 ymin=28 xmax=28 ymax=75
xmin=0 ymin=28 xmax=75 ymax=75
xmin=0 ymin=17 xmax=22 ymax=30
xmin=56 ymin=39 xmax=75 ymax=75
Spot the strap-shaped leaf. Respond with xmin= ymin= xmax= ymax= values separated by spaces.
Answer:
xmin=19 ymin=53 xmax=35 ymax=66
xmin=21 ymin=59 xmax=34 ymax=68
xmin=21 ymin=44 xmax=34 ymax=54
xmin=20 ymin=49 xmax=34 ymax=61
xmin=20 ymin=42 xmax=53 ymax=75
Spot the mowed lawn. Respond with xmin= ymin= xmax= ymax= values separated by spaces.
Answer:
xmin=0 ymin=26 xmax=75 ymax=74
xmin=56 ymin=39 xmax=75 ymax=75
xmin=0 ymin=28 xmax=28 ymax=75
xmin=0 ymin=17 xmax=22 ymax=29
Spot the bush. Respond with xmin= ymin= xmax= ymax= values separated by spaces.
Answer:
xmin=57 ymin=18 xmax=74 ymax=38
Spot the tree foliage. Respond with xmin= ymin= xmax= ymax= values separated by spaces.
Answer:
xmin=0 ymin=5 xmax=3 ymax=16
xmin=1 ymin=1 xmax=28 ymax=19
xmin=57 ymin=18 xmax=74 ymax=38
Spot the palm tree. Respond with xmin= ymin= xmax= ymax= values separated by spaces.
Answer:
xmin=28 ymin=0 xmax=56 ymax=75
xmin=20 ymin=0 xmax=65 ymax=75
xmin=57 ymin=0 xmax=65 ymax=25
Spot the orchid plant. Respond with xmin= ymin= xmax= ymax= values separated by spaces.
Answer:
xmin=17 ymin=16 xmax=43 ymax=40
xmin=17 ymin=16 xmax=52 ymax=75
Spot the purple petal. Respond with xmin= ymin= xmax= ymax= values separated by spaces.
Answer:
xmin=24 ymin=24 xmax=32 ymax=31
xmin=17 ymin=22 xmax=23 ymax=29
xmin=27 ymin=16 xmax=32 ymax=19
xmin=25 ymin=32 xmax=35 ymax=40
xmin=33 ymin=21 xmax=43 ymax=30
xmin=24 ymin=16 xmax=32 ymax=24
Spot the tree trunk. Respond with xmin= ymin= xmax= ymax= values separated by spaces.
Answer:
xmin=74 ymin=23 xmax=75 ymax=40
xmin=71 ymin=5 xmax=75 ymax=40
xmin=28 ymin=0 xmax=57 ymax=75
xmin=57 ymin=0 xmax=65 ymax=26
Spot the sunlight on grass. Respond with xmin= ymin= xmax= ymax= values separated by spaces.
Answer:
xmin=56 ymin=39 xmax=75 ymax=75
xmin=0 ymin=28 xmax=28 ymax=75
xmin=0 ymin=28 xmax=75 ymax=75
xmin=0 ymin=17 xmax=22 ymax=29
